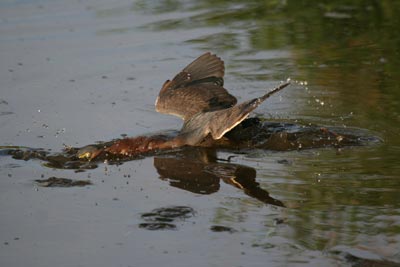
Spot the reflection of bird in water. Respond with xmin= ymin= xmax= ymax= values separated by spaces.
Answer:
xmin=154 ymin=147 xmax=285 ymax=207
xmin=79 ymin=53 xmax=289 ymax=159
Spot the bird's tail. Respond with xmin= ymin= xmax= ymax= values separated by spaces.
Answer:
xmin=258 ymin=81 xmax=290 ymax=102
xmin=208 ymin=81 xmax=291 ymax=140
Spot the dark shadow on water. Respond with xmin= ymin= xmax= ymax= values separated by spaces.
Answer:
xmin=154 ymin=147 xmax=285 ymax=207
xmin=35 ymin=177 xmax=92 ymax=187
xmin=139 ymin=206 xmax=195 ymax=230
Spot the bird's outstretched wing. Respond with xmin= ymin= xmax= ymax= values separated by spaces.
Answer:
xmin=155 ymin=52 xmax=237 ymax=121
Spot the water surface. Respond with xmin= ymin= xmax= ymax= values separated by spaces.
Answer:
xmin=1 ymin=1 xmax=400 ymax=266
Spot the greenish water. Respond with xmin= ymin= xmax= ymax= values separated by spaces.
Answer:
xmin=136 ymin=0 xmax=400 ymax=260
xmin=1 ymin=1 xmax=399 ymax=266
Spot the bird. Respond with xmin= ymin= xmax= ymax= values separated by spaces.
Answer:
xmin=78 ymin=52 xmax=289 ymax=159
xmin=154 ymin=52 xmax=290 ymax=149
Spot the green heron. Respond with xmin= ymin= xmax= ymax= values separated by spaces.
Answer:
xmin=155 ymin=52 xmax=289 ymax=148
xmin=79 ymin=53 xmax=290 ymax=159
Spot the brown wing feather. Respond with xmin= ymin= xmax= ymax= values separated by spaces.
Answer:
xmin=155 ymin=52 xmax=237 ymax=120
xmin=168 ymin=52 xmax=225 ymax=90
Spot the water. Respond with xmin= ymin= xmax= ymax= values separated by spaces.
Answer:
xmin=1 ymin=1 xmax=400 ymax=266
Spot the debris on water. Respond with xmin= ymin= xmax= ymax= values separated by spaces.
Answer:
xmin=139 ymin=223 xmax=176 ymax=231
xmin=8 ymin=149 xmax=48 ymax=161
xmin=139 ymin=206 xmax=195 ymax=230
xmin=210 ymin=225 xmax=237 ymax=233
xmin=35 ymin=177 xmax=92 ymax=187
xmin=274 ymin=218 xmax=286 ymax=225
xmin=277 ymin=159 xmax=292 ymax=165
